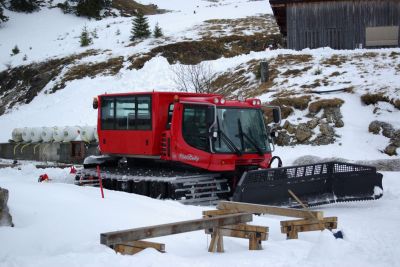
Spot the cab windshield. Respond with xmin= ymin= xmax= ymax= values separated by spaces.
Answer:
xmin=212 ymin=107 xmax=271 ymax=154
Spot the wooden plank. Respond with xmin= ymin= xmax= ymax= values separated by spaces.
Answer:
xmin=113 ymin=241 xmax=166 ymax=255
xmin=119 ymin=240 xmax=165 ymax=252
xmin=217 ymin=201 xmax=323 ymax=220
xmin=221 ymin=224 xmax=268 ymax=233
xmin=202 ymin=209 xmax=237 ymax=217
xmin=217 ymin=228 xmax=268 ymax=241
xmin=101 ymin=213 xmax=252 ymax=246
xmin=280 ymin=217 xmax=337 ymax=227
xmin=281 ymin=221 xmax=337 ymax=235
xmin=205 ymin=224 xmax=268 ymax=234
xmin=281 ymin=217 xmax=338 ymax=239
xmin=114 ymin=244 xmax=144 ymax=255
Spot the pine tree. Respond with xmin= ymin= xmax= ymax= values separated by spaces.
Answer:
xmin=10 ymin=0 xmax=39 ymax=12
xmin=0 ymin=0 xmax=8 ymax=24
xmin=11 ymin=45 xmax=20 ymax=55
xmin=76 ymin=0 xmax=102 ymax=18
xmin=80 ymin=26 xmax=92 ymax=47
xmin=130 ymin=12 xmax=150 ymax=41
xmin=153 ymin=23 xmax=163 ymax=38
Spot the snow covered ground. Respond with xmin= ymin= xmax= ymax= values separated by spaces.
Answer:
xmin=0 ymin=162 xmax=399 ymax=267
xmin=1 ymin=1 xmax=400 ymax=265
xmin=0 ymin=0 xmax=272 ymax=71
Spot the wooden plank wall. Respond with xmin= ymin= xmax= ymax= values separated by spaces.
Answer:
xmin=286 ymin=0 xmax=400 ymax=50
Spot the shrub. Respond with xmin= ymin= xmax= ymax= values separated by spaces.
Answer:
xmin=80 ymin=26 xmax=92 ymax=47
xmin=361 ymin=93 xmax=389 ymax=105
xmin=153 ymin=22 xmax=163 ymax=38
xmin=11 ymin=45 xmax=20 ymax=55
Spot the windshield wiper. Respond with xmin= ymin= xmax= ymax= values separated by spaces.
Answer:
xmin=237 ymin=118 xmax=264 ymax=156
xmin=216 ymin=116 xmax=242 ymax=156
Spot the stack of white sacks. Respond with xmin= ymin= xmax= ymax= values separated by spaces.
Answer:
xmin=11 ymin=126 xmax=98 ymax=143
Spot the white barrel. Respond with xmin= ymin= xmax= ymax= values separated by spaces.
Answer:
xmin=80 ymin=126 xmax=95 ymax=142
xmin=53 ymin=126 xmax=64 ymax=142
xmin=94 ymin=126 xmax=99 ymax=142
xmin=22 ymin=127 xmax=32 ymax=142
xmin=41 ymin=127 xmax=54 ymax=142
xmin=63 ymin=126 xmax=81 ymax=142
xmin=11 ymin=128 xmax=23 ymax=142
xmin=30 ymin=127 xmax=43 ymax=143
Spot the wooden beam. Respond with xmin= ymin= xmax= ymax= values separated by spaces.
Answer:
xmin=100 ymin=213 xmax=252 ymax=246
xmin=202 ymin=209 xmax=237 ymax=217
xmin=281 ymin=217 xmax=338 ymax=239
xmin=217 ymin=201 xmax=323 ymax=220
xmin=113 ymin=241 xmax=165 ymax=255
xmin=280 ymin=217 xmax=337 ymax=227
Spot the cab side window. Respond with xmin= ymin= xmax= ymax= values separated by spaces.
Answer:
xmin=100 ymin=95 xmax=152 ymax=130
xmin=182 ymin=104 xmax=211 ymax=152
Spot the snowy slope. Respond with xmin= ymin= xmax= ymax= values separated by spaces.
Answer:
xmin=0 ymin=164 xmax=399 ymax=267
xmin=0 ymin=0 xmax=272 ymax=71
xmin=1 ymin=0 xmax=400 ymax=266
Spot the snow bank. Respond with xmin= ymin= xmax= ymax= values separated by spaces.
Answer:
xmin=0 ymin=164 xmax=399 ymax=267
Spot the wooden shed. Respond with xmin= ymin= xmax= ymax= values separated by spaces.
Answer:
xmin=270 ymin=0 xmax=400 ymax=50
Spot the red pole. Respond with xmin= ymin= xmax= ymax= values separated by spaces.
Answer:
xmin=97 ymin=165 xmax=105 ymax=199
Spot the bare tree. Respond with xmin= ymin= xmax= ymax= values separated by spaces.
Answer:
xmin=171 ymin=62 xmax=217 ymax=93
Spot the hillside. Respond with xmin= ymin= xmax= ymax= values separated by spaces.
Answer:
xmin=0 ymin=0 xmax=399 ymax=157
xmin=1 ymin=1 xmax=400 ymax=267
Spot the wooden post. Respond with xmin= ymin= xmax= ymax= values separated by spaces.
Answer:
xmin=208 ymin=228 xmax=224 ymax=253
xmin=97 ymin=165 xmax=104 ymax=199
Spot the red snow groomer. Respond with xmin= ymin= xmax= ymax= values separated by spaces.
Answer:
xmin=78 ymin=92 xmax=383 ymax=206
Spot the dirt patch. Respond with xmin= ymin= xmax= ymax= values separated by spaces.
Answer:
xmin=52 ymin=57 xmax=124 ymax=93
xmin=281 ymin=66 xmax=312 ymax=78
xmin=128 ymin=33 xmax=283 ymax=69
xmin=0 ymin=50 xmax=100 ymax=115
xmin=361 ymin=93 xmax=400 ymax=110
xmin=270 ymin=95 xmax=311 ymax=110
xmin=321 ymin=55 xmax=347 ymax=67
xmin=361 ymin=93 xmax=390 ymax=105
xmin=111 ymin=0 xmax=166 ymax=16
xmin=275 ymin=54 xmax=313 ymax=65
xmin=389 ymin=51 xmax=400 ymax=59
xmin=200 ymin=14 xmax=279 ymax=38
xmin=308 ymin=98 xmax=344 ymax=114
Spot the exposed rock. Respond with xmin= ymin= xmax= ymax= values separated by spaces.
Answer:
xmin=283 ymin=120 xmax=296 ymax=134
xmin=312 ymin=123 xmax=335 ymax=145
xmin=0 ymin=187 xmax=13 ymax=227
xmin=319 ymin=123 xmax=335 ymax=136
xmin=306 ymin=118 xmax=319 ymax=129
xmin=384 ymin=145 xmax=398 ymax=156
xmin=369 ymin=121 xmax=382 ymax=134
xmin=323 ymin=107 xmax=344 ymax=128
xmin=276 ymin=131 xmax=291 ymax=146
xmin=382 ymin=124 xmax=395 ymax=139
xmin=368 ymin=120 xmax=395 ymax=138
xmin=295 ymin=123 xmax=312 ymax=143
xmin=384 ymin=145 xmax=397 ymax=156
xmin=390 ymin=130 xmax=400 ymax=147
